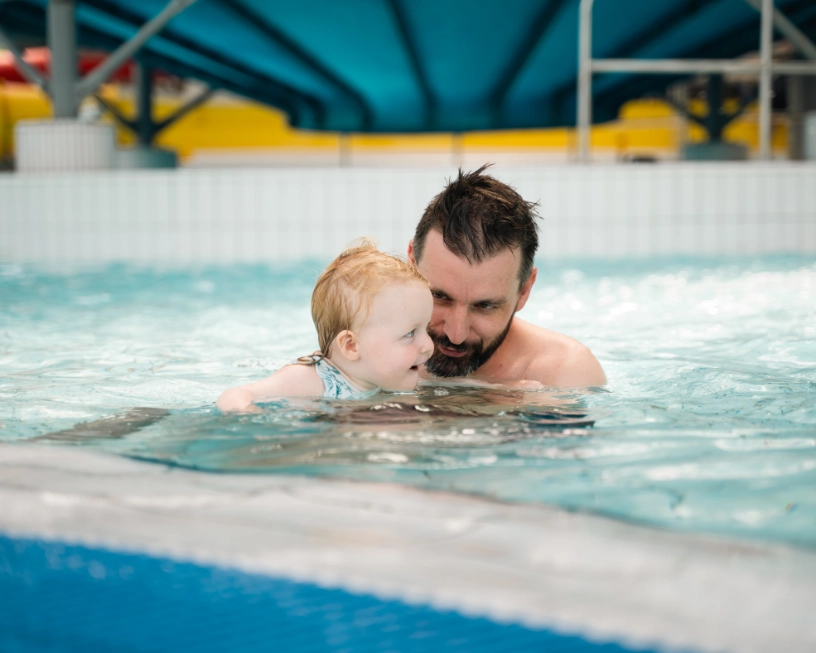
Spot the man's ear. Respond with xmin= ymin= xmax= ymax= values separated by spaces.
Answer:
xmin=407 ymin=239 xmax=416 ymax=266
xmin=334 ymin=330 xmax=360 ymax=361
xmin=515 ymin=267 xmax=537 ymax=312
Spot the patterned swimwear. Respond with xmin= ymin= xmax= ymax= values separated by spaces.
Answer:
xmin=299 ymin=355 xmax=379 ymax=400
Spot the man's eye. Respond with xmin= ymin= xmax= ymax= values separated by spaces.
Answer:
xmin=432 ymin=292 xmax=447 ymax=301
xmin=476 ymin=303 xmax=496 ymax=311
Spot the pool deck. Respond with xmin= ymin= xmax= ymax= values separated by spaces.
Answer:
xmin=2 ymin=443 xmax=815 ymax=653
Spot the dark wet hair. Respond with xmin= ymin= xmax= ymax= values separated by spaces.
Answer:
xmin=412 ymin=165 xmax=540 ymax=285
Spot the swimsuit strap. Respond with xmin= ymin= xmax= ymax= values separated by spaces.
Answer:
xmin=312 ymin=357 xmax=379 ymax=400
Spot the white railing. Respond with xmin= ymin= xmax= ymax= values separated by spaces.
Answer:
xmin=577 ymin=0 xmax=816 ymax=162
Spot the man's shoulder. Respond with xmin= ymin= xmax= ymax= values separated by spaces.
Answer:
xmin=512 ymin=319 xmax=584 ymax=357
xmin=512 ymin=320 xmax=606 ymax=387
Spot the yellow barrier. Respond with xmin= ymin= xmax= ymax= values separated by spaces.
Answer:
xmin=0 ymin=81 xmax=52 ymax=164
xmin=0 ymin=82 xmax=788 ymax=164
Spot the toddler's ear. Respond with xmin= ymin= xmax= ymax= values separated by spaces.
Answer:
xmin=334 ymin=330 xmax=360 ymax=361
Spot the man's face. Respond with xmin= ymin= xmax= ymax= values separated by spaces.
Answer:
xmin=408 ymin=230 xmax=535 ymax=377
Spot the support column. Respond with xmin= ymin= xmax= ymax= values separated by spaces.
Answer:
xmin=758 ymin=0 xmax=774 ymax=160
xmin=338 ymin=133 xmax=351 ymax=167
xmin=48 ymin=0 xmax=77 ymax=118
xmin=788 ymin=76 xmax=804 ymax=160
xmin=577 ymin=0 xmax=594 ymax=163
xmin=670 ymin=83 xmax=689 ymax=153
xmin=134 ymin=61 xmax=154 ymax=145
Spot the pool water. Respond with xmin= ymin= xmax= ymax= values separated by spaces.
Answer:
xmin=2 ymin=256 xmax=815 ymax=548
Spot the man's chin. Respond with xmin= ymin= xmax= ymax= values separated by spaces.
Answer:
xmin=424 ymin=352 xmax=481 ymax=378
xmin=426 ymin=318 xmax=514 ymax=378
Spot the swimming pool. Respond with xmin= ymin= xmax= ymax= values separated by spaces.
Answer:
xmin=3 ymin=254 xmax=814 ymax=549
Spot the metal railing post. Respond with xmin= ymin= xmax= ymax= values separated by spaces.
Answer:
xmin=758 ymin=0 xmax=773 ymax=160
xmin=134 ymin=61 xmax=153 ymax=145
xmin=744 ymin=0 xmax=816 ymax=61
xmin=577 ymin=0 xmax=594 ymax=163
xmin=48 ymin=0 xmax=77 ymax=118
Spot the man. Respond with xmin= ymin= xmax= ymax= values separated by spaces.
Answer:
xmin=408 ymin=166 xmax=606 ymax=388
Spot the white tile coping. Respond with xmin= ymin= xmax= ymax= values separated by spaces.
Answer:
xmin=1 ymin=443 xmax=814 ymax=653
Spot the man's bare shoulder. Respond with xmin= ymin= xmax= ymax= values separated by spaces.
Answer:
xmin=514 ymin=320 xmax=607 ymax=387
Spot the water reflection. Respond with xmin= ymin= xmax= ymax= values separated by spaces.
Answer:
xmin=4 ymin=257 xmax=816 ymax=549
xmin=31 ymin=383 xmax=597 ymax=476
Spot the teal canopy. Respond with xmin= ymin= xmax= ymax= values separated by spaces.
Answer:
xmin=2 ymin=0 xmax=815 ymax=131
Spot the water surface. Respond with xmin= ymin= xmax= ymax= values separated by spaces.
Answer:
xmin=1 ymin=256 xmax=814 ymax=548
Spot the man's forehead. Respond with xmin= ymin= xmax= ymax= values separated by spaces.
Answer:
xmin=422 ymin=230 xmax=521 ymax=276
xmin=418 ymin=231 xmax=521 ymax=302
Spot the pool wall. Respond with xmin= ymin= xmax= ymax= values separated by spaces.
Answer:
xmin=2 ymin=163 xmax=815 ymax=263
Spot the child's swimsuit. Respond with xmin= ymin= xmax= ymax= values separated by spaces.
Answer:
xmin=301 ymin=355 xmax=379 ymax=400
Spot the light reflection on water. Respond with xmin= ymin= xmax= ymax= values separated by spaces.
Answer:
xmin=1 ymin=256 xmax=815 ymax=548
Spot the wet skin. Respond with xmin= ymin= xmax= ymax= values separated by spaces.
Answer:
xmin=409 ymin=230 xmax=607 ymax=387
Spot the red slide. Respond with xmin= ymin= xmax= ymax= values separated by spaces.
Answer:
xmin=0 ymin=47 xmax=135 ymax=83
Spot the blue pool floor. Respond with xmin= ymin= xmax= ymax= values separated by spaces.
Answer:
xmin=1 ymin=536 xmax=652 ymax=653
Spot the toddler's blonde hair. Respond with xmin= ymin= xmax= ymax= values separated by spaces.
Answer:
xmin=312 ymin=239 xmax=428 ymax=358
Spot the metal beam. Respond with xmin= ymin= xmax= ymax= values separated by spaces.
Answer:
xmin=133 ymin=60 xmax=153 ymax=144
xmin=93 ymin=93 xmax=135 ymax=130
xmin=76 ymin=20 xmax=304 ymax=125
xmin=758 ymin=0 xmax=773 ymax=160
xmin=387 ymin=0 xmax=434 ymax=128
xmin=773 ymin=61 xmax=816 ymax=74
xmin=574 ymin=0 xmax=816 ymax=162
xmin=152 ymin=86 xmax=213 ymax=134
xmin=76 ymin=0 xmax=198 ymax=100
xmin=787 ymin=75 xmax=805 ymax=159
xmin=96 ymin=84 xmax=213 ymax=143
xmin=743 ymin=0 xmax=816 ymax=60
xmin=0 ymin=21 xmax=47 ymax=88
xmin=554 ymin=4 xmax=751 ymax=123
xmin=49 ymin=0 xmax=77 ymax=117
xmin=577 ymin=0 xmax=594 ymax=162
xmin=80 ymin=0 xmax=324 ymax=127
xmin=575 ymin=14 xmax=816 ymax=123
xmin=82 ymin=0 xmax=325 ymax=127
xmin=79 ymin=22 xmax=303 ymax=126
xmin=591 ymin=58 xmax=816 ymax=74
xmin=661 ymin=92 xmax=707 ymax=130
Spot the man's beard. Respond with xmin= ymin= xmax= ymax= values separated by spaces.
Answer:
xmin=425 ymin=317 xmax=513 ymax=378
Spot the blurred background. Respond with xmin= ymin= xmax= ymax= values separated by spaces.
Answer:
xmin=2 ymin=0 xmax=814 ymax=264
xmin=0 ymin=0 xmax=814 ymax=172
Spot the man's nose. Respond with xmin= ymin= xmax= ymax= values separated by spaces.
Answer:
xmin=443 ymin=306 xmax=470 ymax=344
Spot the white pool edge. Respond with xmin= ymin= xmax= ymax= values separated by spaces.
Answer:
xmin=2 ymin=443 xmax=814 ymax=653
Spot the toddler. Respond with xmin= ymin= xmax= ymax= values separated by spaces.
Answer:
xmin=217 ymin=241 xmax=434 ymax=411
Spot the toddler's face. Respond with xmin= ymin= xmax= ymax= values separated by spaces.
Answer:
xmin=354 ymin=281 xmax=434 ymax=392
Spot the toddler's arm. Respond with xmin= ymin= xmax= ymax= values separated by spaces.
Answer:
xmin=216 ymin=364 xmax=324 ymax=412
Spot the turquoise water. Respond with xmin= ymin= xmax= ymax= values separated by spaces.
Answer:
xmin=2 ymin=256 xmax=815 ymax=548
